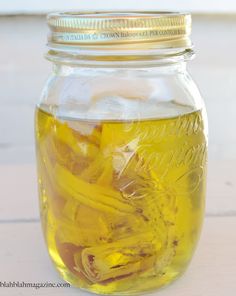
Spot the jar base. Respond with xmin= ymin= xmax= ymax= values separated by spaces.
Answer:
xmin=54 ymin=263 xmax=188 ymax=295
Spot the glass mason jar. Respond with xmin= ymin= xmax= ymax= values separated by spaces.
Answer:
xmin=35 ymin=12 xmax=208 ymax=295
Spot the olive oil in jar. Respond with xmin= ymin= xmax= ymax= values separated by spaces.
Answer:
xmin=35 ymin=106 xmax=207 ymax=295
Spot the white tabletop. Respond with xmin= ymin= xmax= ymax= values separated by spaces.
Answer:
xmin=0 ymin=163 xmax=235 ymax=296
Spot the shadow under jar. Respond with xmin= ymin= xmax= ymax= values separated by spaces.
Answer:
xmin=35 ymin=11 xmax=208 ymax=295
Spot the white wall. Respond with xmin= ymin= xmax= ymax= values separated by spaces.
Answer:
xmin=0 ymin=15 xmax=235 ymax=215
xmin=1 ymin=15 xmax=236 ymax=162
xmin=0 ymin=0 xmax=236 ymax=14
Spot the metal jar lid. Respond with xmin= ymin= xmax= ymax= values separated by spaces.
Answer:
xmin=47 ymin=11 xmax=192 ymax=50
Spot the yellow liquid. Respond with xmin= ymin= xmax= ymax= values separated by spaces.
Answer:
xmin=35 ymin=106 xmax=207 ymax=295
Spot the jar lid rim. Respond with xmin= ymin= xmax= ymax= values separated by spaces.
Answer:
xmin=47 ymin=11 xmax=192 ymax=49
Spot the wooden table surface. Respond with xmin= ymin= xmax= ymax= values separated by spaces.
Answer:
xmin=0 ymin=163 xmax=235 ymax=296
